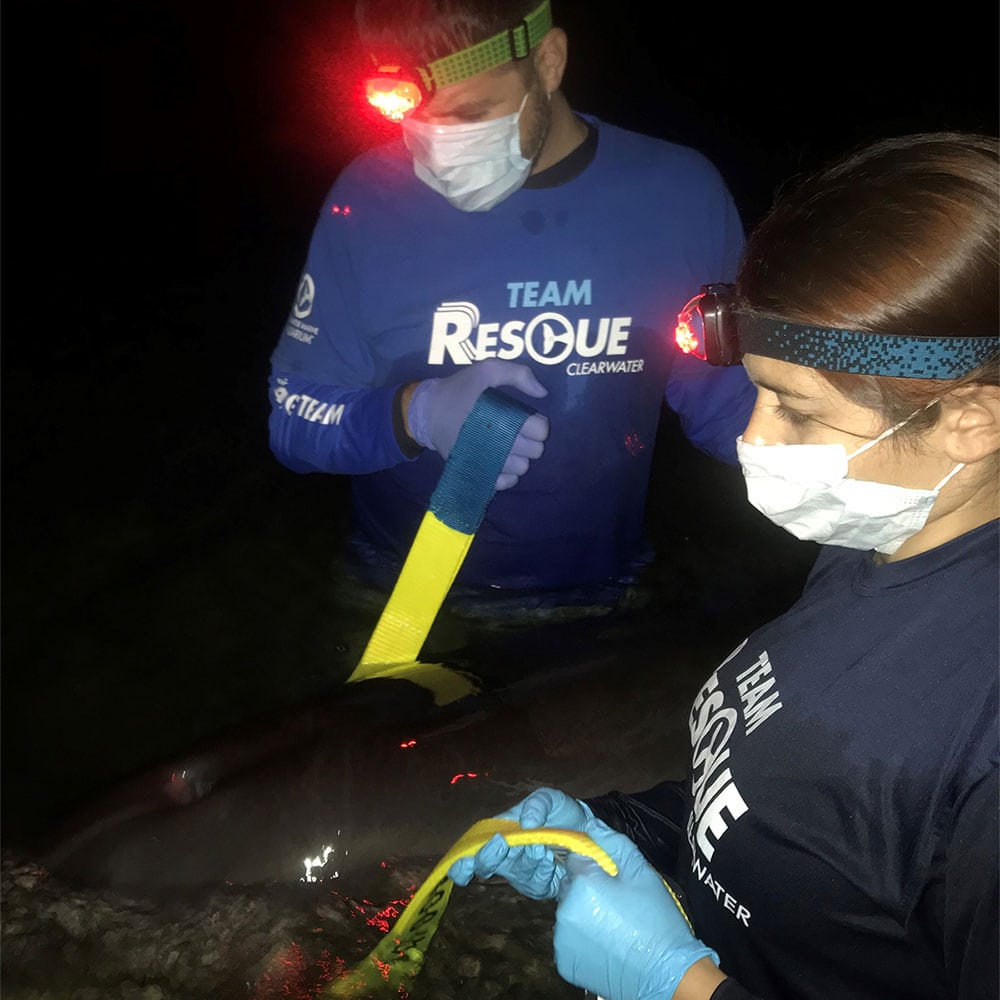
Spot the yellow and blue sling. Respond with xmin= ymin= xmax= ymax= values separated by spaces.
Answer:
xmin=345 ymin=387 xmax=537 ymax=703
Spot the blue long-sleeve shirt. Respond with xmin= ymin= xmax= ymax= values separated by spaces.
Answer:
xmin=269 ymin=118 xmax=755 ymax=591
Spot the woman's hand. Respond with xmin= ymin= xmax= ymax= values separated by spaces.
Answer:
xmin=554 ymin=818 xmax=723 ymax=1000
xmin=447 ymin=787 xmax=593 ymax=899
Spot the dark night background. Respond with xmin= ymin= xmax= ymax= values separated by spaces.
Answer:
xmin=1 ymin=0 xmax=997 ymax=858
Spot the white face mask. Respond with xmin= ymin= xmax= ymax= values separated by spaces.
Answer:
xmin=402 ymin=91 xmax=534 ymax=212
xmin=736 ymin=408 xmax=965 ymax=554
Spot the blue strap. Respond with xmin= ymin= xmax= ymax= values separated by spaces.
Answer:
xmin=429 ymin=388 xmax=535 ymax=534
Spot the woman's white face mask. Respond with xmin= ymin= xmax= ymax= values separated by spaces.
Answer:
xmin=736 ymin=407 xmax=964 ymax=554
xmin=402 ymin=92 xmax=533 ymax=212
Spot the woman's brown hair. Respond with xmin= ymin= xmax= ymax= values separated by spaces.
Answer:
xmin=737 ymin=132 xmax=999 ymax=432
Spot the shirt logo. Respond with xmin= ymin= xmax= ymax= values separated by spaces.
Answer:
xmin=293 ymin=274 xmax=316 ymax=319
xmin=688 ymin=667 xmax=748 ymax=863
xmin=427 ymin=300 xmax=634 ymax=367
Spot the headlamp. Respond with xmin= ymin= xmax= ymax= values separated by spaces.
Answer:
xmin=366 ymin=64 xmax=427 ymax=122
xmin=365 ymin=0 xmax=553 ymax=121
xmin=674 ymin=283 xmax=999 ymax=379
xmin=674 ymin=283 xmax=742 ymax=366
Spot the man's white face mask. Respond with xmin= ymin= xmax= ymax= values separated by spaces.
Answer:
xmin=736 ymin=406 xmax=965 ymax=554
xmin=402 ymin=91 xmax=533 ymax=212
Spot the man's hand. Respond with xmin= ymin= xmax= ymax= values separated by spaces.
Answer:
xmin=405 ymin=360 xmax=549 ymax=490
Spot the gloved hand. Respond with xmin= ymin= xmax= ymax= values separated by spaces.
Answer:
xmin=554 ymin=817 xmax=720 ymax=1000
xmin=448 ymin=787 xmax=593 ymax=899
xmin=406 ymin=359 xmax=549 ymax=490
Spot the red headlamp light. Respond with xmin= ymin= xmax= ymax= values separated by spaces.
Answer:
xmin=365 ymin=64 xmax=427 ymax=121
xmin=674 ymin=283 xmax=742 ymax=366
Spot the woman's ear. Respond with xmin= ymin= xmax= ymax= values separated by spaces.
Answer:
xmin=940 ymin=384 xmax=1000 ymax=464
xmin=533 ymin=27 xmax=567 ymax=94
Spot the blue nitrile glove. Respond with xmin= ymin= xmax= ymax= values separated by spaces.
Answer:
xmin=407 ymin=359 xmax=549 ymax=490
xmin=554 ymin=817 xmax=720 ymax=1000
xmin=448 ymin=787 xmax=593 ymax=899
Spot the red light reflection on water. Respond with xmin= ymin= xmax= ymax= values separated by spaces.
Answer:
xmin=251 ymin=939 xmax=347 ymax=999
xmin=449 ymin=772 xmax=480 ymax=785
xmin=251 ymin=879 xmax=419 ymax=998
xmin=367 ymin=902 xmax=396 ymax=932
xmin=399 ymin=739 xmax=417 ymax=749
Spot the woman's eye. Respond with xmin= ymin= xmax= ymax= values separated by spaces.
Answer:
xmin=773 ymin=403 xmax=812 ymax=426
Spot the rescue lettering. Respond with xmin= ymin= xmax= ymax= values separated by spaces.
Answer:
xmin=428 ymin=301 xmax=633 ymax=366
xmin=688 ymin=671 xmax=748 ymax=862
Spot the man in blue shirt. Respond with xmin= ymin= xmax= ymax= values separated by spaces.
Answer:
xmin=268 ymin=0 xmax=755 ymax=610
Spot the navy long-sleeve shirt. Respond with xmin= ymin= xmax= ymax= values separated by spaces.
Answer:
xmin=590 ymin=521 xmax=999 ymax=1000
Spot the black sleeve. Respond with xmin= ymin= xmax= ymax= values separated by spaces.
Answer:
xmin=584 ymin=779 xmax=688 ymax=878
xmin=710 ymin=978 xmax=766 ymax=1000
xmin=392 ymin=384 xmax=423 ymax=458
xmin=946 ymin=768 xmax=999 ymax=1000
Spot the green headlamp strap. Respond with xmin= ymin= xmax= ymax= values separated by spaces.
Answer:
xmin=418 ymin=0 xmax=553 ymax=91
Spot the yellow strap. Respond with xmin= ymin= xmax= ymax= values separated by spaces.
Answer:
xmin=353 ymin=512 xmax=471 ymax=670
xmin=391 ymin=818 xmax=618 ymax=944
xmin=324 ymin=818 xmax=617 ymax=998
xmin=345 ymin=513 xmax=479 ymax=706
xmin=347 ymin=390 xmax=536 ymax=704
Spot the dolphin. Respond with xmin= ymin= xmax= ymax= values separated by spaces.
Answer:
xmin=38 ymin=612 xmax=726 ymax=897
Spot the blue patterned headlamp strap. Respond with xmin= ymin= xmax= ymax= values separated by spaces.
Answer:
xmin=738 ymin=315 xmax=999 ymax=379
